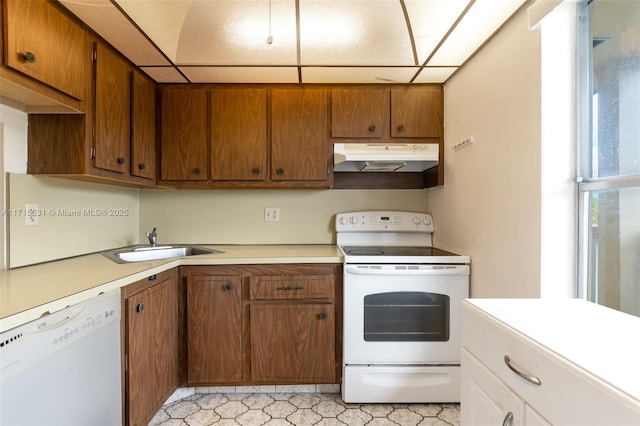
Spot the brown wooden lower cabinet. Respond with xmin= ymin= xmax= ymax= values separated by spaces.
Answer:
xmin=122 ymin=269 xmax=181 ymax=426
xmin=251 ymin=303 xmax=335 ymax=382
xmin=187 ymin=274 xmax=243 ymax=383
xmin=183 ymin=264 xmax=342 ymax=385
xmin=121 ymin=263 xmax=341 ymax=425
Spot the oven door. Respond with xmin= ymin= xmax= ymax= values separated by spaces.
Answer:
xmin=343 ymin=264 xmax=469 ymax=365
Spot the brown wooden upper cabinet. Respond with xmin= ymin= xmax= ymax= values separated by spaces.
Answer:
xmin=160 ymin=87 xmax=208 ymax=181
xmin=93 ymin=42 xmax=130 ymax=174
xmin=210 ymin=88 xmax=267 ymax=181
xmin=159 ymin=86 xmax=331 ymax=188
xmin=131 ymin=70 xmax=157 ymax=180
xmin=3 ymin=0 xmax=89 ymax=101
xmin=331 ymin=85 xmax=443 ymax=140
xmin=271 ymin=88 xmax=330 ymax=182
xmin=27 ymin=39 xmax=157 ymax=188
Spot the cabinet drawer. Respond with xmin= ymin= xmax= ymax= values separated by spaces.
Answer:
xmin=461 ymin=303 xmax=640 ymax=425
xmin=250 ymin=274 xmax=334 ymax=300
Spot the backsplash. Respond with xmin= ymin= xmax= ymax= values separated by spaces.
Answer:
xmin=8 ymin=174 xmax=139 ymax=267
xmin=139 ymin=188 xmax=428 ymax=245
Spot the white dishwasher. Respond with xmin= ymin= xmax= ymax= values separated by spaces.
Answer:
xmin=0 ymin=288 xmax=122 ymax=426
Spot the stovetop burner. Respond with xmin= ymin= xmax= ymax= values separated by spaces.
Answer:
xmin=341 ymin=246 xmax=462 ymax=258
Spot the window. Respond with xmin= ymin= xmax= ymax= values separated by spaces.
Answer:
xmin=578 ymin=0 xmax=640 ymax=316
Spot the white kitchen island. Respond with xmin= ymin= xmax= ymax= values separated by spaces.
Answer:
xmin=461 ymin=298 xmax=640 ymax=425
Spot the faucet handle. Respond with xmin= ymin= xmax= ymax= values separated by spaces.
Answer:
xmin=146 ymin=227 xmax=158 ymax=246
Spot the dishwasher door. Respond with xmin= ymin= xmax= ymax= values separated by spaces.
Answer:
xmin=0 ymin=288 xmax=122 ymax=425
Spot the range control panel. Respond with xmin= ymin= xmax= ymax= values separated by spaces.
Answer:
xmin=336 ymin=211 xmax=434 ymax=233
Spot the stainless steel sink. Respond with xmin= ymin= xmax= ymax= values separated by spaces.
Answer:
xmin=101 ymin=245 xmax=222 ymax=264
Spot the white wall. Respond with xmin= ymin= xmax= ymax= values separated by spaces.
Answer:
xmin=429 ymin=7 xmax=543 ymax=298
xmin=139 ymin=188 xmax=428 ymax=245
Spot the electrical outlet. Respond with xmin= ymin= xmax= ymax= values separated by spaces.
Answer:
xmin=264 ymin=207 xmax=280 ymax=222
xmin=26 ymin=204 xmax=39 ymax=226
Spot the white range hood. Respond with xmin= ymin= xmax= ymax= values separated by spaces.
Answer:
xmin=334 ymin=143 xmax=439 ymax=172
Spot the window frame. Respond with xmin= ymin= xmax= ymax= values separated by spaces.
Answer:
xmin=576 ymin=0 xmax=640 ymax=307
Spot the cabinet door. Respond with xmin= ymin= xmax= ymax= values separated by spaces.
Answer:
xmin=271 ymin=88 xmax=330 ymax=181
xmin=251 ymin=303 xmax=335 ymax=382
xmin=160 ymin=88 xmax=208 ymax=180
xmin=391 ymin=86 xmax=443 ymax=138
xmin=211 ymin=88 xmax=267 ymax=180
xmin=131 ymin=70 xmax=156 ymax=180
xmin=4 ymin=0 xmax=89 ymax=100
xmin=461 ymin=348 xmax=524 ymax=426
xmin=331 ymin=88 xmax=389 ymax=138
xmin=126 ymin=276 xmax=180 ymax=426
xmin=94 ymin=42 xmax=131 ymax=174
xmin=187 ymin=275 xmax=243 ymax=383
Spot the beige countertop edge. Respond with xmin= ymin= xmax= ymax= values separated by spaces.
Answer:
xmin=0 ymin=244 xmax=343 ymax=333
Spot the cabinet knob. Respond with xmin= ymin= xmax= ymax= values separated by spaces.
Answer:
xmin=23 ymin=51 xmax=36 ymax=64
xmin=138 ymin=163 xmax=146 ymax=170
xmin=368 ymin=124 xmax=376 ymax=132
xmin=136 ymin=303 xmax=145 ymax=313
xmin=251 ymin=167 xmax=261 ymax=175
xmin=276 ymin=168 xmax=284 ymax=175
xmin=397 ymin=124 xmax=405 ymax=132
xmin=117 ymin=157 xmax=125 ymax=165
xmin=224 ymin=283 xmax=233 ymax=291
xmin=319 ymin=312 xmax=327 ymax=320
xmin=192 ymin=167 xmax=201 ymax=175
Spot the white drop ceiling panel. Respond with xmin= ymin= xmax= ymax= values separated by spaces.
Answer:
xmin=427 ymin=0 xmax=528 ymax=66
xmin=412 ymin=67 xmax=459 ymax=83
xmin=59 ymin=0 xmax=170 ymax=66
xmin=180 ymin=66 xmax=299 ymax=83
xmin=140 ymin=67 xmax=188 ymax=83
xmin=405 ymin=0 xmax=472 ymax=65
xmin=302 ymin=67 xmax=419 ymax=84
xmin=299 ymin=1 xmax=413 ymax=66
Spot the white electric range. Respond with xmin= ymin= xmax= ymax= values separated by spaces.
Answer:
xmin=336 ymin=211 xmax=470 ymax=403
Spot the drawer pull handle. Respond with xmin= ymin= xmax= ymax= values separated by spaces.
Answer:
xmin=136 ymin=303 xmax=145 ymax=313
xmin=502 ymin=411 xmax=514 ymax=426
xmin=224 ymin=283 xmax=233 ymax=291
xmin=319 ymin=312 xmax=327 ymax=320
xmin=504 ymin=355 xmax=541 ymax=385
xmin=277 ymin=286 xmax=304 ymax=291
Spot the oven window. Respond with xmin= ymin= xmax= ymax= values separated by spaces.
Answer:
xmin=363 ymin=292 xmax=450 ymax=342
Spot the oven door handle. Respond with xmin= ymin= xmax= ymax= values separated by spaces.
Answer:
xmin=344 ymin=266 xmax=468 ymax=275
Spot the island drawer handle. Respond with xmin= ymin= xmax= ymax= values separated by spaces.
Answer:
xmin=504 ymin=355 xmax=541 ymax=385
xmin=502 ymin=411 xmax=514 ymax=426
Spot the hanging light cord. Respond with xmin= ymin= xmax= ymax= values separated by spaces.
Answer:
xmin=267 ymin=0 xmax=273 ymax=44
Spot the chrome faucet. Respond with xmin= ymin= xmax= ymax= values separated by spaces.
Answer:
xmin=146 ymin=227 xmax=157 ymax=247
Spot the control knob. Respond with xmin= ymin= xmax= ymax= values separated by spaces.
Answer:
xmin=349 ymin=216 xmax=358 ymax=224
xmin=339 ymin=217 xmax=348 ymax=225
xmin=413 ymin=216 xmax=422 ymax=225
xmin=423 ymin=216 xmax=432 ymax=225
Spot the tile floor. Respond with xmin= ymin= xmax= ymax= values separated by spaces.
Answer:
xmin=149 ymin=388 xmax=460 ymax=426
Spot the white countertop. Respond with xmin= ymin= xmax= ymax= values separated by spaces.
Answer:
xmin=464 ymin=298 xmax=640 ymax=404
xmin=0 ymin=244 xmax=342 ymax=333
